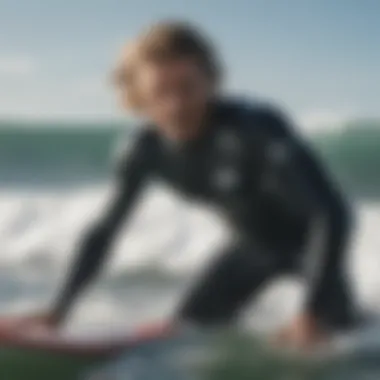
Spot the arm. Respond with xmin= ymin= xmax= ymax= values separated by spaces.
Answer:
xmin=52 ymin=132 xmax=154 ymax=322
xmin=294 ymin=143 xmax=353 ymax=323
xmin=255 ymin=106 xmax=353 ymax=323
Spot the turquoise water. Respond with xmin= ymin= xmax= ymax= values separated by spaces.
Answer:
xmin=0 ymin=118 xmax=380 ymax=197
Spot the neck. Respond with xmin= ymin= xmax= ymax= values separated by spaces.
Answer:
xmin=163 ymin=99 xmax=217 ymax=145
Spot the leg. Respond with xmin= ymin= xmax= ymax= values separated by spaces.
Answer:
xmin=175 ymin=242 xmax=277 ymax=326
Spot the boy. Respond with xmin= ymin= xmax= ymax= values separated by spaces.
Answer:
xmin=34 ymin=21 xmax=358 ymax=348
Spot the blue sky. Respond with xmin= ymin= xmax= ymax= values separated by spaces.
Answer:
xmin=0 ymin=0 xmax=379 ymax=129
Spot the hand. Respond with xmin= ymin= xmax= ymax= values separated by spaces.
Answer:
xmin=3 ymin=311 xmax=62 ymax=333
xmin=134 ymin=320 xmax=177 ymax=340
xmin=23 ymin=311 xmax=62 ymax=329
xmin=271 ymin=313 xmax=329 ymax=351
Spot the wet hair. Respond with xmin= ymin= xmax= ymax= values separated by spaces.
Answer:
xmin=112 ymin=21 xmax=222 ymax=112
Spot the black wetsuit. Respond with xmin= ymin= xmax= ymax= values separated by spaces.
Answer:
xmin=54 ymin=99 xmax=357 ymax=330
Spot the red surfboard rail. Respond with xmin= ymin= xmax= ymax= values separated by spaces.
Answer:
xmin=0 ymin=316 xmax=173 ymax=359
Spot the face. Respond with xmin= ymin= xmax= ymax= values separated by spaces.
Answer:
xmin=135 ymin=58 xmax=214 ymax=141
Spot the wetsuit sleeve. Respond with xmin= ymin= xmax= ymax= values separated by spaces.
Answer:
xmin=249 ymin=106 xmax=353 ymax=324
xmin=291 ymin=143 xmax=354 ymax=324
xmin=53 ymin=131 xmax=154 ymax=320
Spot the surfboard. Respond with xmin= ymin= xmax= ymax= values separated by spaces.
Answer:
xmin=0 ymin=316 xmax=170 ymax=380
xmin=2 ymin=314 xmax=380 ymax=380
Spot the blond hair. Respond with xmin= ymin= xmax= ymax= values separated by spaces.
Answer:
xmin=112 ymin=21 xmax=222 ymax=112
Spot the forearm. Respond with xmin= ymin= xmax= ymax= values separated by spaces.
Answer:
xmin=305 ymin=202 xmax=353 ymax=320
xmin=53 ymin=226 xmax=112 ymax=319
xmin=53 ymin=190 xmax=138 ymax=320
xmin=52 ymin=130 xmax=153 ymax=321
xmin=53 ymin=180 xmax=142 ymax=319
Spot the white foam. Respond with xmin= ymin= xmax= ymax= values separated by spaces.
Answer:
xmin=0 ymin=185 xmax=379 ymax=329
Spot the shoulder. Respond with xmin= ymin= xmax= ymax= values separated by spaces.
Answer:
xmin=215 ymin=97 xmax=299 ymax=151
xmin=216 ymin=96 xmax=294 ymax=135
xmin=113 ymin=123 xmax=158 ymax=173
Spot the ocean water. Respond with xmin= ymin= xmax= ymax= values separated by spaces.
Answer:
xmin=1 ymin=121 xmax=380 ymax=378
